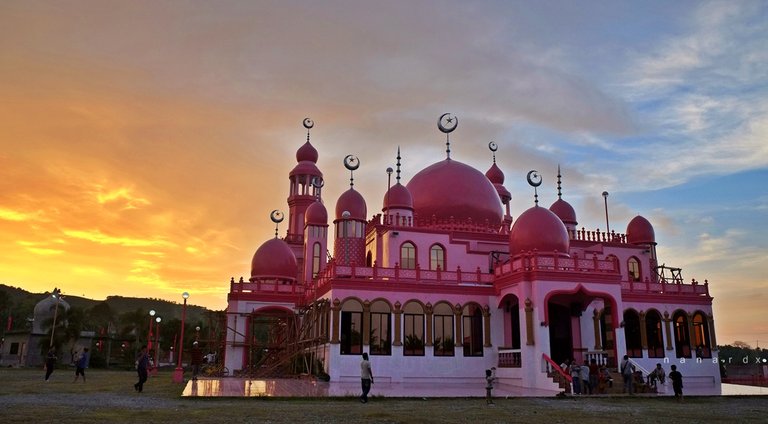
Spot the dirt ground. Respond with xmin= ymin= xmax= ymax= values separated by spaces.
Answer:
xmin=1 ymin=368 xmax=766 ymax=423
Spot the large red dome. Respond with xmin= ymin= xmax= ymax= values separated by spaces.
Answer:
xmin=406 ymin=159 xmax=502 ymax=226
xmin=549 ymin=198 xmax=577 ymax=225
xmin=335 ymin=188 xmax=367 ymax=221
xmin=250 ymin=238 xmax=298 ymax=279
xmin=509 ymin=206 xmax=570 ymax=256
xmin=626 ymin=215 xmax=656 ymax=245
xmin=383 ymin=183 xmax=413 ymax=211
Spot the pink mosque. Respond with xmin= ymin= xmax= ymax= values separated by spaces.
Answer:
xmin=223 ymin=115 xmax=720 ymax=393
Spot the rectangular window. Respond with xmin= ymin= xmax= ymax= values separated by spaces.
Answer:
xmin=403 ymin=314 xmax=425 ymax=356
xmin=9 ymin=342 xmax=19 ymax=355
xmin=312 ymin=243 xmax=321 ymax=277
xmin=370 ymin=312 xmax=391 ymax=355
xmin=430 ymin=246 xmax=444 ymax=270
xmin=340 ymin=311 xmax=363 ymax=355
xmin=401 ymin=243 xmax=416 ymax=269
xmin=434 ymin=315 xmax=454 ymax=356
xmin=462 ymin=315 xmax=484 ymax=357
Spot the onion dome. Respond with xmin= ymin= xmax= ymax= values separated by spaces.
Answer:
xmin=626 ymin=215 xmax=656 ymax=245
xmin=383 ymin=183 xmax=414 ymax=211
xmin=485 ymin=163 xmax=505 ymax=185
xmin=406 ymin=159 xmax=503 ymax=226
xmin=335 ymin=188 xmax=367 ymax=221
xmin=509 ymin=206 xmax=570 ymax=256
xmin=32 ymin=293 xmax=70 ymax=334
xmin=250 ymin=238 xmax=298 ymax=279
xmin=305 ymin=201 xmax=328 ymax=225
xmin=296 ymin=141 xmax=318 ymax=163
xmin=549 ymin=198 xmax=577 ymax=226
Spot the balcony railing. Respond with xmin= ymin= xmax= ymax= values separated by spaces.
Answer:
xmin=621 ymin=278 xmax=710 ymax=297
xmin=498 ymin=348 xmax=522 ymax=368
xmin=495 ymin=251 xmax=619 ymax=275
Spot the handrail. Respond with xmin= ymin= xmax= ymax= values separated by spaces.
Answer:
xmin=542 ymin=353 xmax=572 ymax=382
xmin=628 ymin=358 xmax=652 ymax=377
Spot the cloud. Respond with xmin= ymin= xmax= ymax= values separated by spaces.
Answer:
xmin=62 ymin=229 xmax=175 ymax=248
xmin=0 ymin=207 xmax=45 ymax=222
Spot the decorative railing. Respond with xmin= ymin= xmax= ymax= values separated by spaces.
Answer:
xmin=498 ymin=348 xmax=522 ymax=368
xmin=621 ymin=278 xmax=710 ymax=297
xmin=495 ymin=252 xmax=619 ymax=275
xmin=569 ymin=228 xmax=627 ymax=244
xmin=309 ymin=261 xmax=494 ymax=297
xmin=542 ymin=353 xmax=572 ymax=382
xmin=369 ymin=213 xmax=501 ymax=234
xmin=585 ymin=351 xmax=610 ymax=366
xmin=229 ymin=276 xmax=305 ymax=295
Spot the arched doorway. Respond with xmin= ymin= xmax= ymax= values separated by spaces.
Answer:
xmin=548 ymin=303 xmax=572 ymax=364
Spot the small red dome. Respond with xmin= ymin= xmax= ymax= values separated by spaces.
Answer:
xmin=335 ymin=188 xmax=367 ymax=221
xmin=290 ymin=161 xmax=322 ymax=178
xmin=296 ymin=141 xmax=318 ymax=163
xmin=406 ymin=159 xmax=502 ymax=226
xmin=509 ymin=206 xmax=570 ymax=256
xmin=549 ymin=198 xmax=577 ymax=225
xmin=305 ymin=201 xmax=328 ymax=225
xmin=250 ymin=238 xmax=298 ymax=279
xmin=626 ymin=215 xmax=656 ymax=245
xmin=383 ymin=183 xmax=413 ymax=211
xmin=485 ymin=163 xmax=505 ymax=185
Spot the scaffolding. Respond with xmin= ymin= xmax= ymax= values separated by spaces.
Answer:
xmin=227 ymin=298 xmax=330 ymax=379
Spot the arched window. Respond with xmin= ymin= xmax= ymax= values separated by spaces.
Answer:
xmin=366 ymin=250 xmax=373 ymax=267
xmin=433 ymin=303 xmax=454 ymax=356
xmin=369 ymin=300 xmax=391 ymax=356
xmin=400 ymin=242 xmax=416 ymax=269
xmin=403 ymin=302 xmax=425 ymax=356
xmin=623 ymin=309 xmax=642 ymax=358
xmin=462 ymin=304 xmax=484 ymax=357
xmin=312 ymin=243 xmax=322 ymax=277
xmin=627 ymin=257 xmax=641 ymax=282
xmin=645 ymin=309 xmax=664 ymax=358
xmin=429 ymin=244 xmax=445 ymax=270
xmin=673 ymin=310 xmax=691 ymax=358
xmin=692 ymin=312 xmax=711 ymax=358
xmin=340 ymin=299 xmax=363 ymax=355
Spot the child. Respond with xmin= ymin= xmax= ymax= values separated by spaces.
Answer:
xmin=669 ymin=365 xmax=683 ymax=402
xmin=485 ymin=368 xmax=497 ymax=405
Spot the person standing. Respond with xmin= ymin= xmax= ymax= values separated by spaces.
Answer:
xmin=588 ymin=359 xmax=599 ymax=394
xmin=485 ymin=368 xmax=498 ymax=405
xmin=360 ymin=352 xmax=374 ymax=403
xmin=134 ymin=345 xmax=150 ymax=393
xmin=190 ymin=341 xmax=203 ymax=381
xmin=580 ymin=360 xmax=591 ymax=394
xmin=73 ymin=348 xmax=90 ymax=383
xmin=569 ymin=359 xmax=582 ymax=395
xmin=44 ymin=348 xmax=57 ymax=381
xmin=669 ymin=365 xmax=683 ymax=402
xmin=620 ymin=355 xmax=635 ymax=395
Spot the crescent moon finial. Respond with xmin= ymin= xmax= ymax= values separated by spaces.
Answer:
xmin=303 ymin=118 xmax=314 ymax=129
xmin=311 ymin=176 xmax=324 ymax=189
xmin=344 ymin=155 xmax=360 ymax=187
xmin=270 ymin=209 xmax=285 ymax=237
xmin=489 ymin=141 xmax=498 ymax=163
xmin=438 ymin=113 xmax=457 ymax=159
xmin=527 ymin=170 xmax=542 ymax=206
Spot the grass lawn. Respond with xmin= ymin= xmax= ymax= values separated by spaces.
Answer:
xmin=1 ymin=367 xmax=766 ymax=423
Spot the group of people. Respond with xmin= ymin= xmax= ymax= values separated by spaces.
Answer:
xmin=620 ymin=355 xmax=683 ymax=400
xmin=559 ymin=358 xmax=606 ymax=395
xmin=43 ymin=347 xmax=90 ymax=383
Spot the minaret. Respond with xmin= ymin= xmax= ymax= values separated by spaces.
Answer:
xmin=303 ymin=180 xmax=329 ymax=282
xmin=485 ymin=141 xmax=513 ymax=233
xmin=334 ymin=155 xmax=367 ymax=266
xmin=287 ymin=118 xmax=323 ymax=245
xmin=382 ymin=147 xmax=414 ymax=227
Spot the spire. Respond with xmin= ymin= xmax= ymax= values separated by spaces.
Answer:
xmin=557 ymin=165 xmax=563 ymax=199
xmin=303 ymin=118 xmax=313 ymax=143
xmin=270 ymin=210 xmax=284 ymax=238
xmin=489 ymin=141 xmax=497 ymax=163
xmin=396 ymin=146 xmax=402 ymax=183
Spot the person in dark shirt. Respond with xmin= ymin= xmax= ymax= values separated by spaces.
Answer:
xmin=669 ymin=364 xmax=683 ymax=402
xmin=73 ymin=347 xmax=90 ymax=383
xmin=190 ymin=341 xmax=203 ymax=381
xmin=134 ymin=346 xmax=150 ymax=393
xmin=44 ymin=348 xmax=57 ymax=381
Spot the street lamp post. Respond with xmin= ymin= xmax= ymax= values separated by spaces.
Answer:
xmin=49 ymin=289 xmax=63 ymax=348
xmin=173 ymin=292 xmax=189 ymax=383
xmin=152 ymin=316 xmax=161 ymax=376
xmin=147 ymin=310 xmax=156 ymax=350
xmin=602 ymin=191 xmax=610 ymax=240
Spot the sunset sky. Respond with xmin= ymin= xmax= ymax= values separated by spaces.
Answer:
xmin=1 ymin=1 xmax=766 ymax=345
